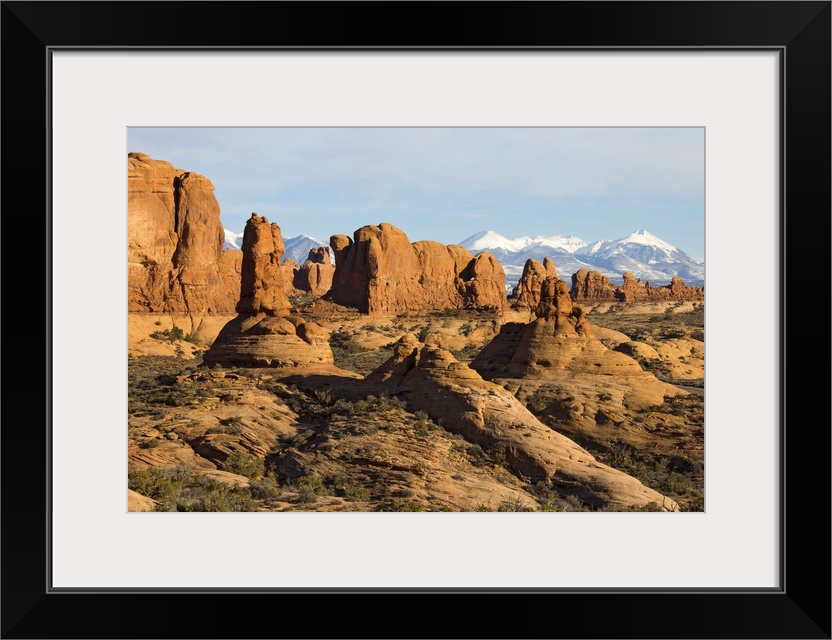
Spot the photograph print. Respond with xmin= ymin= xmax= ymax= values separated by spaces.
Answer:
xmin=127 ymin=127 xmax=704 ymax=514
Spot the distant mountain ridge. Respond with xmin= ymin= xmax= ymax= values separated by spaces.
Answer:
xmin=226 ymin=227 xmax=703 ymax=290
xmin=459 ymin=228 xmax=704 ymax=289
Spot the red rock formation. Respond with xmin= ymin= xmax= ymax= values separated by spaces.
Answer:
xmin=534 ymin=276 xmax=592 ymax=337
xmin=570 ymin=270 xmax=704 ymax=303
xmin=327 ymin=223 xmax=506 ymax=315
xmin=618 ymin=272 xmax=650 ymax=302
xmin=618 ymin=273 xmax=704 ymax=302
xmin=203 ymin=214 xmax=334 ymax=368
xmin=571 ymin=268 xmax=617 ymax=302
xmin=236 ymin=213 xmax=291 ymax=315
xmin=365 ymin=335 xmax=678 ymax=510
xmin=471 ymin=274 xmax=680 ymax=409
xmin=293 ymin=246 xmax=335 ymax=297
xmin=128 ymin=152 xmax=239 ymax=313
xmin=281 ymin=257 xmax=302 ymax=296
xmin=664 ymin=275 xmax=705 ymax=301
xmin=511 ymin=257 xmax=558 ymax=311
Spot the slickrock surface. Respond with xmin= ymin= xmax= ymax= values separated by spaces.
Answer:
xmin=128 ymin=489 xmax=159 ymax=512
xmin=203 ymin=214 xmax=336 ymax=369
xmin=327 ymin=223 xmax=506 ymax=315
xmin=365 ymin=335 xmax=678 ymax=510
xmin=128 ymin=153 xmax=240 ymax=313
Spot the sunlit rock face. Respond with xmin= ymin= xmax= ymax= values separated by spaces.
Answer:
xmin=327 ymin=223 xmax=506 ymax=315
xmin=203 ymin=214 xmax=334 ymax=369
xmin=128 ymin=152 xmax=240 ymax=313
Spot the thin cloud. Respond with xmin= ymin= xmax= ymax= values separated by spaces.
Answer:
xmin=128 ymin=127 xmax=704 ymax=259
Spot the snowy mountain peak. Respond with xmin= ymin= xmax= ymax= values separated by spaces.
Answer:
xmin=460 ymin=230 xmax=589 ymax=254
xmin=460 ymin=227 xmax=703 ymax=288
xmin=618 ymin=229 xmax=678 ymax=252
xmin=223 ymin=229 xmax=243 ymax=250
xmin=459 ymin=230 xmax=521 ymax=252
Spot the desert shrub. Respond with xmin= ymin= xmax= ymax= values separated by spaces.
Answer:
xmin=132 ymin=467 xmax=257 ymax=512
xmin=280 ymin=429 xmax=313 ymax=448
xmin=497 ymin=495 xmax=534 ymax=512
xmin=128 ymin=467 xmax=187 ymax=502
xmin=377 ymin=499 xmax=425 ymax=512
xmin=466 ymin=443 xmax=489 ymax=467
xmin=685 ymin=495 xmax=705 ymax=512
xmin=631 ymin=501 xmax=663 ymax=512
xmin=491 ymin=443 xmax=509 ymax=468
xmin=150 ymin=325 xmax=191 ymax=343
xmin=293 ymin=475 xmax=327 ymax=503
xmin=527 ymin=481 xmax=556 ymax=502
xmin=249 ymin=478 xmax=281 ymax=501
xmin=343 ymin=484 xmax=371 ymax=502
xmin=223 ymin=451 xmax=264 ymax=480
xmin=170 ymin=475 xmax=257 ymax=512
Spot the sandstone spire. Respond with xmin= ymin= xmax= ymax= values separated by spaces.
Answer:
xmin=203 ymin=214 xmax=333 ymax=368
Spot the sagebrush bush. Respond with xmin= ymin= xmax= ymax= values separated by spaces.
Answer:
xmin=223 ymin=451 xmax=264 ymax=480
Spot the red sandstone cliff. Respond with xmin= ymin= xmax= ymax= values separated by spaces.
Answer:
xmin=128 ymin=152 xmax=240 ymax=313
xmin=327 ymin=223 xmax=506 ymax=315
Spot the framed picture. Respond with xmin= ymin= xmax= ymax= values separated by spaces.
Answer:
xmin=3 ymin=2 xmax=829 ymax=638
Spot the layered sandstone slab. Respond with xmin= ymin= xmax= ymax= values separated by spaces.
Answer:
xmin=366 ymin=335 xmax=678 ymax=510
xmin=202 ymin=313 xmax=334 ymax=368
xmin=203 ymin=213 xmax=336 ymax=369
xmin=128 ymin=152 xmax=240 ymax=313
xmin=327 ymin=223 xmax=506 ymax=315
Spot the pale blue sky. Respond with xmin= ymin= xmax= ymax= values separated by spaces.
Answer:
xmin=128 ymin=127 xmax=705 ymax=260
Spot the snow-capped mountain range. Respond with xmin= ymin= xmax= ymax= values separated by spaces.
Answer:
xmin=459 ymin=229 xmax=704 ymax=289
xmin=225 ymin=227 xmax=703 ymax=290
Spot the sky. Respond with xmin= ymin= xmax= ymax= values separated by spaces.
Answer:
xmin=128 ymin=127 xmax=705 ymax=260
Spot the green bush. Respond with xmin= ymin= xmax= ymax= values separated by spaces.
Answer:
xmin=128 ymin=467 xmax=185 ymax=502
xmin=377 ymin=499 xmax=425 ymax=512
xmin=223 ymin=451 xmax=264 ymax=480
xmin=249 ymin=478 xmax=281 ymax=501
xmin=294 ymin=475 xmax=327 ymax=503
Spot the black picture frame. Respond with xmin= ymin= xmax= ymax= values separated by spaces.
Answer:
xmin=2 ymin=2 xmax=829 ymax=638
